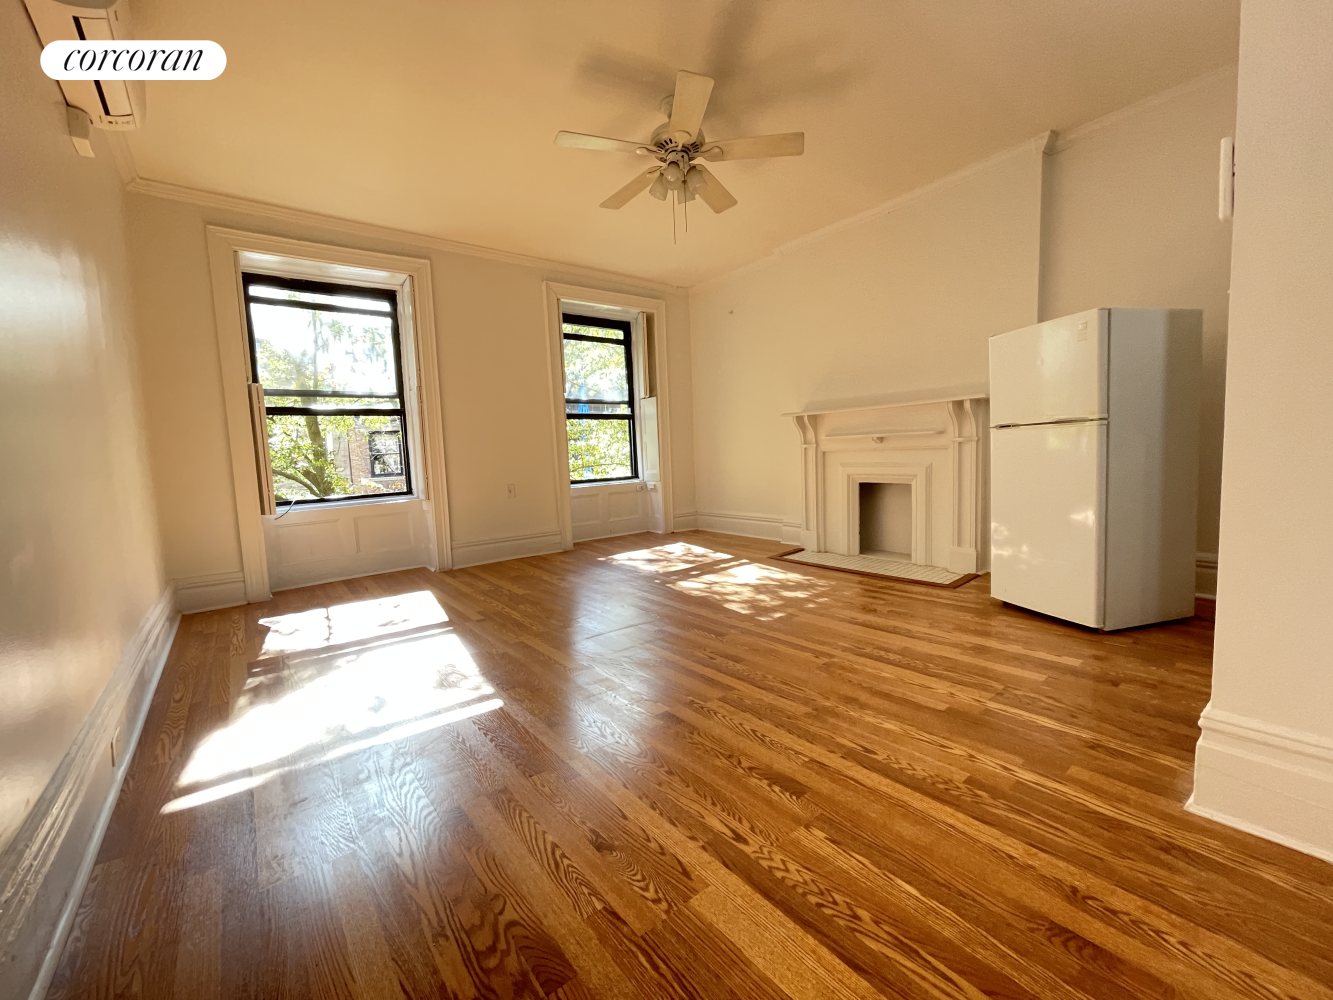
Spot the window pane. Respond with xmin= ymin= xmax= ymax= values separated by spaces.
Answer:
xmin=250 ymin=303 xmax=397 ymax=397
xmin=564 ymin=339 xmax=629 ymax=402
xmin=267 ymin=413 xmax=407 ymax=502
xmin=249 ymin=284 xmax=392 ymax=312
xmin=567 ymin=418 xmax=633 ymax=481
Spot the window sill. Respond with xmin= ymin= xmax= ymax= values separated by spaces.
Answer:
xmin=570 ymin=479 xmax=647 ymax=490
xmin=265 ymin=493 xmax=422 ymax=515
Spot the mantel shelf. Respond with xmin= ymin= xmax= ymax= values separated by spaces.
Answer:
xmin=823 ymin=428 xmax=946 ymax=440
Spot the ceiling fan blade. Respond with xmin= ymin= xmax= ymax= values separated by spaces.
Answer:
xmin=700 ymin=132 xmax=805 ymax=161
xmin=691 ymin=165 xmax=738 ymax=214
xmin=600 ymin=167 xmax=661 ymax=209
xmin=669 ymin=70 xmax=714 ymax=143
xmin=555 ymin=131 xmax=648 ymax=154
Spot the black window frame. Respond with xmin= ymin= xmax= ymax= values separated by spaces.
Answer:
xmin=562 ymin=313 xmax=638 ymax=485
xmin=242 ymin=272 xmax=413 ymax=505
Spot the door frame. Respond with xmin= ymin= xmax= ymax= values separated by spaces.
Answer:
xmin=205 ymin=226 xmax=452 ymax=601
xmin=542 ymin=282 xmax=674 ymax=550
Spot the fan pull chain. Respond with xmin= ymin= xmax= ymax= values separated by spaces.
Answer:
xmin=672 ymin=188 xmax=677 ymax=244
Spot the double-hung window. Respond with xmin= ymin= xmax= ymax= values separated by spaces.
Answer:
xmin=243 ymin=273 xmax=412 ymax=505
xmin=562 ymin=314 xmax=637 ymax=483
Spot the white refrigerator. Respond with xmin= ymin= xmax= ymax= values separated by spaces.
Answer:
xmin=989 ymin=308 xmax=1201 ymax=630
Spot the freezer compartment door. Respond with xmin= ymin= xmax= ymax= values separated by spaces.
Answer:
xmin=989 ymin=309 xmax=1108 ymax=427
xmin=990 ymin=421 xmax=1105 ymax=628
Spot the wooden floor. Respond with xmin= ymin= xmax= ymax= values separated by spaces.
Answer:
xmin=49 ymin=532 xmax=1333 ymax=1000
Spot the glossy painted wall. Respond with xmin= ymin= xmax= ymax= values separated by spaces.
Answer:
xmin=0 ymin=1 xmax=165 ymax=854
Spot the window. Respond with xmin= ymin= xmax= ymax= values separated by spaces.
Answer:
xmin=367 ymin=429 xmax=404 ymax=478
xmin=243 ymin=273 xmax=412 ymax=505
xmin=562 ymin=314 xmax=637 ymax=483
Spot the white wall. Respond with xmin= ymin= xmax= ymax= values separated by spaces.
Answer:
xmin=1189 ymin=0 xmax=1333 ymax=862
xmin=1042 ymin=67 xmax=1237 ymax=579
xmin=689 ymin=141 xmax=1044 ymax=538
xmin=126 ymin=192 xmax=696 ymax=592
xmin=689 ymin=74 xmax=1236 ymax=593
xmin=0 ymin=0 xmax=166 ymax=991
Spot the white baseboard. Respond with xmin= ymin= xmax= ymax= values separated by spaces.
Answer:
xmin=0 ymin=585 xmax=179 ymax=1000
xmin=1188 ymin=705 xmax=1333 ymax=865
xmin=1195 ymin=551 xmax=1218 ymax=599
xmin=450 ymin=530 xmax=564 ymax=569
xmin=672 ymin=510 xmax=699 ymax=531
xmin=174 ymin=570 xmax=246 ymax=613
xmin=694 ymin=510 xmax=802 ymax=544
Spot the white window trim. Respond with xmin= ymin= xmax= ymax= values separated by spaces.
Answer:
xmin=543 ymin=281 xmax=675 ymax=549
xmin=206 ymin=227 xmax=452 ymax=601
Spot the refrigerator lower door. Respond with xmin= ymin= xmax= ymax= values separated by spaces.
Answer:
xmin=991 ymin=421 xmax=1106 ymax=628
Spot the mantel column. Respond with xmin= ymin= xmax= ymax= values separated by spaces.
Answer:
xmin=793 ymin=414 xmax=820 ymax=552
xmin=947 ymin=399 xmax=980 ymax=574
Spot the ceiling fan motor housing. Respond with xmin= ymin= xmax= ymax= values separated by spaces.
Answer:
xmin=649 ymin=122 xmax=705 ymax=164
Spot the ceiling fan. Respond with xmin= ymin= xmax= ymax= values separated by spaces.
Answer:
xmin=555 ymin=70 xmax=804 ymax=215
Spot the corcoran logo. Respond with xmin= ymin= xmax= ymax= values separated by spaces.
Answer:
xmin=40 ymin=40 xmax=226 ymax=80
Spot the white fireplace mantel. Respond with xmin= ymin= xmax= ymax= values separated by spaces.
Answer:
xmin=788 ymin=387 xmax=990 ymax=575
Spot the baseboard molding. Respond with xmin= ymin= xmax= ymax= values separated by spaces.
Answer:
xmin=694 ymin=510 xmax=802 ymax=544
xmin=1195 ymin=551 xmax=1218 ymax=599
xmin=0 ymin=585 xmax=179 ymax=1000
xmin=450 ymin=530 xmax=565 ymax=569
xmin=672 ymin=510 xmax=699 ymax=531
xmin=1188 ymin=705 xmax=1333 ymax=865
xmin=175 ymin=570 xmax=247 ymax=613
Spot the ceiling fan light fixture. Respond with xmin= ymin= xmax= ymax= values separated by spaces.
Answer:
xmin=555 ymin=68 xmax=803 ymax=221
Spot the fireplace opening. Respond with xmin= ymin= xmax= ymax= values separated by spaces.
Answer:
xmin=858 ymin=482 xmax=913 ymax=561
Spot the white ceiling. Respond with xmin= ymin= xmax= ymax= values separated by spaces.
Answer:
xmin=123 ymin=0 xmax=1239 ymax=287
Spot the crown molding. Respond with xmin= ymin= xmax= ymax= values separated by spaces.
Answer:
xmin=123 ymin=175 xmax=683 ymax=295
xmin=1049 ymin=63 xmax=1237 ymax=153
xmin=110 ymin=62 xmax=1235 ymax=298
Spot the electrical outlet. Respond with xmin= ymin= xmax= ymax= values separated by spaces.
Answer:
xmin=506 ymin=483 xmax=517 ymax=499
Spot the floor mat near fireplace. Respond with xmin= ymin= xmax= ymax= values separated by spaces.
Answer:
xmin=774 ymin=548 xmax=977 ymax=588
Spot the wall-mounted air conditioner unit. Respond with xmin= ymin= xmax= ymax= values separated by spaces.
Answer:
xmin=23 ymin=0 xmax=145 ymax=130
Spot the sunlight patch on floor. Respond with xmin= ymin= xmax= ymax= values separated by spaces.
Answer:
xmin=670 ymin=560 xmax=831 ymax=617
xmin=605 ymin=542 xmax=735 ymax=573
xmin=258 ymin=589 xmax=448 ymax=657
xmin=161 ymin=697 xmax=501 ymax=815
xmin=164 ymin=623 xmax=498 ymax=813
